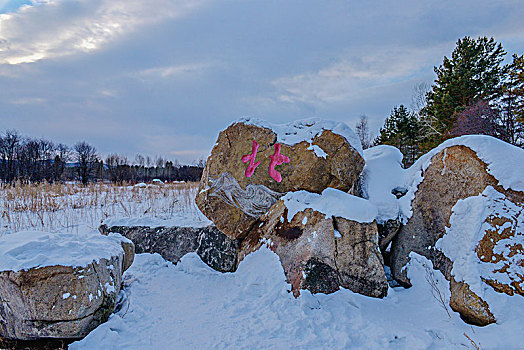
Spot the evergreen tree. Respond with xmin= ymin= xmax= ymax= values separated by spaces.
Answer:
xmin=500 ymin=54 xmax=524 ymax=146
xmin=375 ymin=105 xmax=422 ymax=167
xmin=423 ymin=36 xmax=507 ymax=146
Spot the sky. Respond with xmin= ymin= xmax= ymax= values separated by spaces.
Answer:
xmin=1 ymin=0 xmax=523 ymax=164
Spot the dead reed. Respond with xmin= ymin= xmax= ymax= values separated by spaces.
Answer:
xmin=0 ymin=181 xmax=200 ymax=234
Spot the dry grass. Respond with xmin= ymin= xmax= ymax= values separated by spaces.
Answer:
xmin=464 ymin=332 xmax=482 ymax=349
xmin=0 ymin=181 xmax=200 ymax=233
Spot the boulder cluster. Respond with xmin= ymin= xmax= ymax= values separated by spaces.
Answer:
xmin=196 ymin=118 xmax=386 ymax=297
xmin=196 ymin=118 xmax=524 ymax=327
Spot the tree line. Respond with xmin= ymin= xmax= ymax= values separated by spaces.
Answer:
xmin=356 ymin=36 xmax=524 ymax=167
xmin=0 ymin=131 xmax=204 ymax=185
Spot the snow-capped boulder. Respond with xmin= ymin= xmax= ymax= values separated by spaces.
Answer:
xmin=239 ymin=188 xmax=387 ymax=298
xmin=196 ymin=118 xmax=364 ymax=239
xmin=99 ymin=224 xmax=240 ymax=273
xmin=0 ymin=231 xmax=134 ymax=340
xmin=390 ymin=136 xmax=524 ymax=326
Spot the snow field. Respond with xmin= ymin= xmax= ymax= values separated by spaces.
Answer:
xmin=72 ymin=248 xmax=523 ymax=349
xmin=0 ymin=181 xmax=208 ymax=234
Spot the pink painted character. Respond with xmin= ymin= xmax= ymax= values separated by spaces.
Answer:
xmin=241 ymin=140 xmax=261 ymax=177
xmin=268 ymin=143 xmax=290 ymax=183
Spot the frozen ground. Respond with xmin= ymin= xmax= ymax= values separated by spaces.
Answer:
xmin=71 ymin=248 xmax=522 ymax=349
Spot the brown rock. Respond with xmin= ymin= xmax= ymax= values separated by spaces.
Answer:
xmin=449 ymin=278 xmax=496 ymax=326
xmin=391 ymin=146 xmax=493 ymax=285
xmin=239 ymin=198 xmax=387 ymax=298
xmin=0 ymin=233 xmax=134 ymax=340
xmin=333 ymin=216 xmax=388 ymax=298
xmin=390 ymin=144 xmax=524 ymax=326
xmin=196 ymin=119 xmax=364 ymax=239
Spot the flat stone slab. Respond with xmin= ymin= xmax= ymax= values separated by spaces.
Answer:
xmin=99 ymin=224 xmax=240 ymax=273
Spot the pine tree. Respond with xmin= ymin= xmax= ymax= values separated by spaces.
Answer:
xmin=500 ymin=54 xmax=524 ymax=146
xmin=423 ymin=36 xmax=507 ymax=145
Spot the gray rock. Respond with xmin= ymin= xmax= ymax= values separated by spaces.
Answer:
xmin=99 ymin=225 xmax=200 ymax=264
xmin=99 ymin=224 xmax=240 ymax=273
xmin=196 ymin=226 xmax=241 ymax=272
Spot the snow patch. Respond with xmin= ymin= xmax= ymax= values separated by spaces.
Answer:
xmin=282 ymin=188 xmax=377 ymax=223
xmin=307 ymin=143 xmax=328 ymax=158
xmin=362 ymin=145 xmax=405 ymax=223
xmin=0 ymin=231 xmax=128 ymax=272
xmin=238 ymin=117 xmax=363 ymax=156
xmin=72 ymin=250 xmax=524 ymax=349
xmin=103 ymin=210 xmax=212 ymax=228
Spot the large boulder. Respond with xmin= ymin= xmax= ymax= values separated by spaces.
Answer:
xmin=0 ymin=231 xmax=134 ymax=340
xmin=239 ymin=188 xmax=387 ymax=298
xmin=99 ymin=224 xmax=240 ymax=273
xmin=391 ymin=136 xmax=524 ymax=326
xmin=196 ymin=118 xmax=364 ymax=239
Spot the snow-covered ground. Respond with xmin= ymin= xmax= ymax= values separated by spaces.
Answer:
xmin=71 ymin=248 xmax=522 ymax=349
xmin=1 ymin=178 xmax=523 ymax=349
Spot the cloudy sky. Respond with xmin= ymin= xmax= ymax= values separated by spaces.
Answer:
xmin=1 ymin=0 xmax=523 ymax=163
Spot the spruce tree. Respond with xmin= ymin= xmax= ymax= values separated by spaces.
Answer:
xmin=375 ymin=105 xmax=422 ymax=167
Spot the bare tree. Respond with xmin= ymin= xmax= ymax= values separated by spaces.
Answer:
xmin=155 ymin=156 xmax=165 ymax=168
xmin=135 ymin=154 xmax=145 ymax=167
xmin=355 ymin=115 xmax=372 ymax=149
xmin=74 ymin=141 xmax=98 ymax=185
xmin=410 ymin=82 xmax=430 ymax=115
xmin=449 ymin=100 xmax=499 ymax=137
xmin=106 ymin=154 xmax=130 ymax=184
xmin=0 ymin=130 xmax=21 ymax=183
xmin=411 ymin=82 xmax=443 ymax=139
xmin=53 ymin=143 xmax=71 ymax=182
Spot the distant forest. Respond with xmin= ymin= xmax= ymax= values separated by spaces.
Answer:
xmin=0 ymin=132 xmax=204 ymax=185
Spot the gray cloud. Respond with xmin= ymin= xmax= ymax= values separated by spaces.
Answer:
xmin=0 ymin=0 xmax=523 ymax=163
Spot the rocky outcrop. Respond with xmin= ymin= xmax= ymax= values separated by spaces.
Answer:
xmin=99 ymin=224 xmax=240 ymax=273
xmin=196 ymin=118 xmax=364 ymax=239
xmin=0 ymin=231 xmax=134 ymax=340
xmin=390 ymin=143 xmax=524 ymax=326
xmin=239 ymin=189 xmax=387 ymax=298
